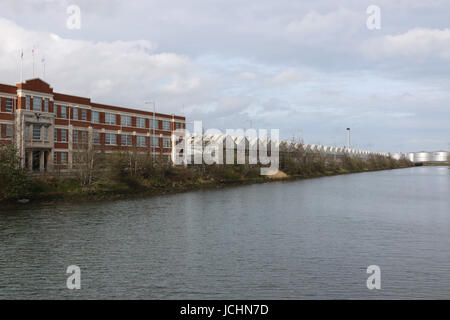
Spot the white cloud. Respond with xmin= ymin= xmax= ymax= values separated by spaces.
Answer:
xmin=0 ymin=17 xmax=201 ymax=112
xmin=285 ymin=8 xmax=362 ymax=46
xmin=361 ymin=28 xmax=450 ymax=61
xmin=271 ymin=69 xmax=304 ymax=85
xmin=240 ymin=72 xmax=257 ymax=80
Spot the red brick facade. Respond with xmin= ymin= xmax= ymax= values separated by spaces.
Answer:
xmin=0 ymin=78 xmax=186 ymax=171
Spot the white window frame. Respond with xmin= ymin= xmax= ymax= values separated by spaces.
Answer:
xmin=149 ymin=119 xmax=157 ymax=129
xmin=105 ymin=133 xmax=116 ymax=145
xmin=5 ymin=98 xmax=13 ymax=112
xmin=92 ymin=111 xmax=100 ymax=123
xmin=150 ymin=136 xmax=159 ymax=147
xmin=137 ymin=136 xmax=146 ymax=147
xmin=61 ymin=106 xmax=67 ymax=119
xmin=43 ymin=126 xmax=48 ymax=141
xmin=93 ymin=132 xmax=101 ymax=145
xmin=32 ymin=125 xmax=41 ymax=141
xmin=33 ymin=97 xmax=42 ymax=112
xmin=61 ymin=129 xmax=67 ymax=142
xmin=61 ymin=152 xmax=67 ymax=164
xmin=5 ymin=124 xmax=13 ymax=138
xmin=25 ymin=125 xmax=30 ymax=140
xmin=105 ymin=113 xmax=116 ymax=125
xmin=162 ymin=121 xmax=171 ymax=131
xmin=121 ymin=134 xmax=132 ymax=146
xmin=136 ymin=117 xmax=146 ymax=129
xmin=121 ymin=115 xmax=132 ymax=127
xmin=163 ymin=137 xmax=171 ymax=148
xmin=26 ymin=96 xmax=31 ymax=110
xmin=81 ymin=109 xmax=87 ymax=121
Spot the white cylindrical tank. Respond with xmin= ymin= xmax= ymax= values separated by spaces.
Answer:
xmin=432 ymin=151 xmax=449 ymax=162
xmin=391 ymin=153 xmax=402 ymax=160
xmin=414 ymin=151 xmax=431 ymax=162
xmin=407 ymin=152 xmax=415 ymax=162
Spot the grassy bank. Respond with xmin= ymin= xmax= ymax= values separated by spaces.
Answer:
xmin=0 ymin=145 xmax=414 ymax=206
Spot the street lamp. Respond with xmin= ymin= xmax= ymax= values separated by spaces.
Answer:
xmin=346 ymin=128 xmax=351 ymax=150
xmin=145 ymin=101 xmax=156 ymax=158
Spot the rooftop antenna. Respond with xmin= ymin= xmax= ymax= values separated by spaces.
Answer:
xmin=20 ymin=49 xmax=24 ymax=83
xmin=41 ymin=57 xmax=46 ymax=79
xmin=32 ymin=45 xmax=36 ymax=78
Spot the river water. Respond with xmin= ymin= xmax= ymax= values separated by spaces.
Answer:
xmin=0 ymin=166 xmax=449 ymax=299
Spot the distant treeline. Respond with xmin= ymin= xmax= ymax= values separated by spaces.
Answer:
xmin=0 ymin=145 xmax=413 ymax=203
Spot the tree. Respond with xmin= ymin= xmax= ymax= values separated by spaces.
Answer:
xmin=0 ymin=145 xmax=30 ymax=200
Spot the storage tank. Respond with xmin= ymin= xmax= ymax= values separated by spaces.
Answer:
xmin=407 ymin=152 xmax=415 ymax=162
xmin=391 ymin=153 xmax=402 ymax=160
xmin=414 ymin=151 xmax=431 ymax=162
xmin=432 ymin=151 xmax=449 ymax=162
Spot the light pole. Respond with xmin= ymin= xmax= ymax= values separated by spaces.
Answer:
xmin=346 ymin=128 xmax=351 ymax=150
xmin=145 ymin=101 xmax=156 ymax=159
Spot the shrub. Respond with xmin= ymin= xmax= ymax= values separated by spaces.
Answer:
xmin=0 ymin=146 xmax=30 ymax=200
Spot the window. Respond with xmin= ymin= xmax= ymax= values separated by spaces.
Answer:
xmin=5 ymin=125 xmax=12 ymax=138
xmin=54 ymin=105 xmax=58 ymax=116
xmin=93 ymin=132 xmax=101 ymax=144
xmin=61 ymin=106 xmax=67 ymax=119
xmin=150 ymin=136 xmax=159 ymax=147
xmin=54 ymin=128 xmax=57 ymax=141
xmin=149 ymin=119 xmax=157 ymax=129
xmin=32 ymin=125 xmax=41 ymax=141
xmin=73 ymin=108 xmax=78 ymax=120
xmin=81 ymin=109 xmax=87 ymax=121
xmin=43 ymin=126 xmax=48 ymax=141
xmin=121 ymin=115 xmax=132 ymax=127
xmin=73 ymin=130 xmax=78 ymax=142
xmin=105 ymin=133 xmax=116 ymax=145
xmin=25 ymin=125 xmax=30 ymax=140
xmin=163 ymin=137 xmax=171 ymax=148
xmin=121 ymin=134 xmax=132 ymax=146
xmin=105 ymin=113 xmax=116 ymax=125
xmin=162 ymin=121 xmax=171 ymax=131
xmin=137 ymin=136 xmax=146 ymax=147
xmin=61 ymin=129 xmax=67 ymax=142
xmin=53 ymin=152 xmax=57 ymax=164
xmin=33 ymin=97 xmax=42 ymax=111
xmin=61 ymin=152 xmax=67 ymax=164
xmin=136 ymin=117 xmax=146 ymax=129
xmin=44 ymin=99 xmax=49 ymax=112
xmin=175 ymin=122 xmax=183 ymax=130
xmin=81 ymin=131 xmax=87 ymax=143
xmin=92 ymin=111 xmax=100 ymax=123
xmin=26 ymin=96 xmax=31 ymax=110
xmin=5 ymin=98 xmax=13 ymax=112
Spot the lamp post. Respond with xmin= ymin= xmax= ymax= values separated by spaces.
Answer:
xmin=145 ymin=101 xmax=156 ymax=158
xmin=346 ymin=128 xmax=350 ymax=150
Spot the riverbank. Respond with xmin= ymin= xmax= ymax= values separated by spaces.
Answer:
xmin=0 ymin=164 xmax=413 ymax=208
xmin=1 ymin=145 xmax=415 ymax=207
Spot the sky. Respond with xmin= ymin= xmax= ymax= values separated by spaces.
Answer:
xmin=0 ymin=0 xmax=449 ymax=153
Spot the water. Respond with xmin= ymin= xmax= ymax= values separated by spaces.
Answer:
xmin=0 ymin=167 xmax=449 ymax=299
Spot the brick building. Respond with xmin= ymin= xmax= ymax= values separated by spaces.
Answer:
xmin=0 ymin=78 xmax=185 ymax=172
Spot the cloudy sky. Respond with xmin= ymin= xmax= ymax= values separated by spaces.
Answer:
xmin=0 ymin=0 xmax=449 ymax=152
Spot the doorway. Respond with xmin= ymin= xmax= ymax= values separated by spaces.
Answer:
xmin=32 ymin=151 xmax=40 ymax=171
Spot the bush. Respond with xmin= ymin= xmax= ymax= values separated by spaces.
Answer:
xmin=0 ymin=146 xmax=30 ymax=200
